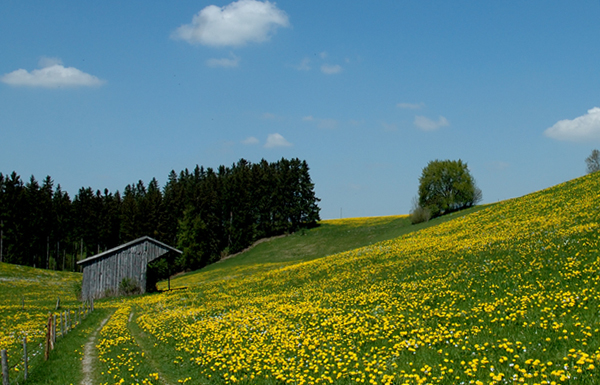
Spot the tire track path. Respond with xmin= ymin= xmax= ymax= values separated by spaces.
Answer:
xmin=80 ymin=313 xmax=111 ymax=385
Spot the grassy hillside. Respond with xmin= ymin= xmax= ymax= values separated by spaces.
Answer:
xmin=0 ymin=263 xmax=83 ymax=383
xmin=5 ymin=172 xmax=600 ymax=384
xmin=161 ymin=207 xmax=489 ymax=290
xmin=0 ymin=205 xmax=485 ymax=384
xmin=112 ymin=171 xmax=600 ymax=385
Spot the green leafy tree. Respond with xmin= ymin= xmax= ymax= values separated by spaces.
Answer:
xmin=586 ymin=149 xmax=600 ymax=174
xmin=418 ymin=159 xmax=482 ymax=218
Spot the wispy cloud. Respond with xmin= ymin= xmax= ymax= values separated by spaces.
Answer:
xmin=317 ymin=118 xmax=339 ymax=129
xmin=206 ymin=53 xmax=240 ymax=68
xmin=381 ymin=122 xmax=398 ymax=132
xmin=321 ymin=64 xmax=342 ymax=75
xmin=397 ymin=102 xmax=424 ymax=110
xmin=544 ymin=107 xmax=600 ymax=142
xmin=414 ymin=115 xmax=449 ymax=131
xmin=172 ymin=0 xmax=290 ymax=47
xmin=302 ymin=116 xmax=339 ymax=129
xmin=488 ymin=161 xmax=510 ymax=171
xmin=38 ymin=56 xmax=63 ymax=68
xmin=294 ymin=51 xmax=344 ymax=75
xmin=242 ymin=136 xmax=259 ymax=145
xmin=1 ymin=57 xmax=105 ymax=88
xmin=264 ymin=133 xmax=292 ymax=148
xmin=294 ymin=57 xmax=311 ymax=71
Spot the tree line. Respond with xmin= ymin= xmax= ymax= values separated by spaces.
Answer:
xmin=0 ymin=157 xmax=321 ymax=274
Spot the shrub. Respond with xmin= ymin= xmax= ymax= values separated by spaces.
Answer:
xmin=410 ymin=203 xmax=431 ymax=224
xmin=119 ymin=277 xmax=141 ymax=296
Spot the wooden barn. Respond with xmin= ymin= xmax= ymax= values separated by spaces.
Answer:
xmin=77 ymin=236 xmax=182 ymax=300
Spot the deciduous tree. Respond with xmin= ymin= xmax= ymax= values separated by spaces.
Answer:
xmin=418 ymin=159 xmax=481 ymax=218
xmin=586 ymin=149 xmax=600 ymax=174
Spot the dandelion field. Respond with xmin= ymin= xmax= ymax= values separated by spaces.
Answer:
xmin=3 ymin=172 xmax=600 ymax=385
xmin=0 ymin=262 xmax=83 ymax=383
xmin=160 ymin=210 xmax=485 ymax=291
xmin=116 ymin=172 xmax=600 ymax=384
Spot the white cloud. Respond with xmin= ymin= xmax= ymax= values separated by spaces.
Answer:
xmin=544 ymin=107 xmax=600 ymax=142
xmin=38 ymin=56 xmax=63 ymax=68
xmin=1 ymin=60 xmax=105 ymax=88
xmin=321 ymin=64 xmax=342 ymax=75
xmin=242 ymin=136 xmax=259 ymax=145
xmin=414 ymin=115 xmax=449 ymax=131
xmin=317 ymin=118 xmax=338 ymax=129
xmin=488 ymin=161 xmax=510 ymax=171
xmin=206 ymin=53 xmax=240 ymax=68
xmin=264 ymin=133 xmax=292 ymax=148
xmin=397 ymin=102 xmax=424 ymax=110
xmin=172 ymin=0 xmax=290 ymax=47
xmin=295 ymin=58 xmax=311 ymax=71
xmin=261 ymin=112 xmax=284 ymax=121
xmin=302 ymin=115 xmax=338 ymax=129
xmin=381 ymin=122 xmax=398 ymax=132
xmin=319 ymin=51 xmax=328 ymax=59
xmin=348 ymin=119 xmax=364 ymax=126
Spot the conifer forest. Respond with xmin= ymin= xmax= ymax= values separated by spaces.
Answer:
xmin=0 ymin=158 xmax=321 ymax=275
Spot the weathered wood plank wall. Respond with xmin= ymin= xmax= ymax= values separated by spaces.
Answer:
xmin=79 ymin=237 xmax=181 ymax=300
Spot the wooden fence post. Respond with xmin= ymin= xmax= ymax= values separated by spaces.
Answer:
xmin=45 ymin=313 xmax=51 ymax=361
xmin=52 ymin=314 xmax=56 ymax=346
xmin=23 ymin=336 xmax=28 ymax=380
xmin=60 ymin=312 xmax=64 ymax=338
xmin=1 ymin=349 xmax=8 ymax=385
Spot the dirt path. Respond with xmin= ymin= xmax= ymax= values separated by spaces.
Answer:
xmin=128 ymin=310 xmax=174 ymax=385
xmin=80 ymin=314 xmax=111 ymax=385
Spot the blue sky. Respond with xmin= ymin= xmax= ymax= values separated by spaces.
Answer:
xmin=1 ymin=1 xmax=599 ymax=219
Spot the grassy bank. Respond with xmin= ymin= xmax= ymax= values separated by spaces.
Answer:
xmin=128 ymin=172 xmax=600 ymax=384
xmin=161 ymin=206 xmax=489 ymax=290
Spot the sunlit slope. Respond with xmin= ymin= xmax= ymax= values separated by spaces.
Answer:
xmin=162 ymin=208 xmax=488 ymax=289
xmin=0 ymin=263 xmax=81 ymax=379
xmin=133 ymin=172 xmax=600 ymax=384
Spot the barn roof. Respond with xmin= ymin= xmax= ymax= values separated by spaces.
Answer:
xmin=77 ymin=236 xmax=182 ymax=266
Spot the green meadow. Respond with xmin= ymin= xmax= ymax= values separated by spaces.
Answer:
xmin=1 ymin=172 xmax=600 ymax=384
